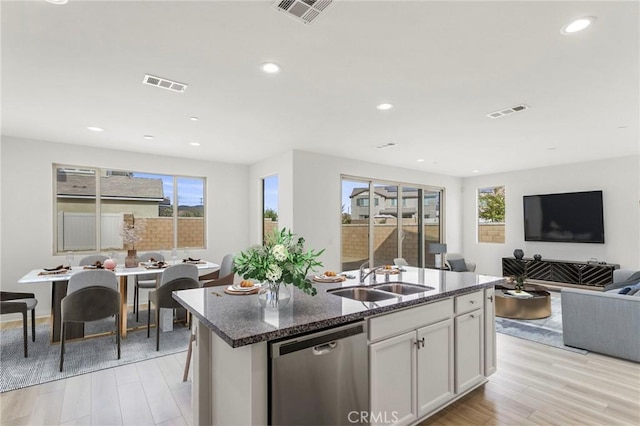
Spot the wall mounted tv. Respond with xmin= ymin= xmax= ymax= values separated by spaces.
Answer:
xmin=523 ymin=190 xmax=604 ymax=243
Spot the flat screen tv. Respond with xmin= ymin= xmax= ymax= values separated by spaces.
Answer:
xmin=523 ymin=190 xmax=604 ymax=243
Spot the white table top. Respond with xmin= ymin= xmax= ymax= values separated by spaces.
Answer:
xmin=18 ymin=261 xmax=219 ymax=284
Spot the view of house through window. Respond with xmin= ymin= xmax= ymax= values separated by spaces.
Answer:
xmin=341 ymin=177 xmax=444 ymax=270
xmin=263 ymin=175 xmax=278 ymax=242
xmin=478 ymin=186 xmax=505 ymax=243
xmin=55 ymin=166 xmax=205 ymax=254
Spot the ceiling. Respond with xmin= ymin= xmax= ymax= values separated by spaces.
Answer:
xmin=2 ymin=0 xmax=638 ymax=177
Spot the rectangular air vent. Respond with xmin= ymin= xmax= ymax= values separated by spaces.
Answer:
xmin=274 ymin=0 xmax=334 ymax=24
xmin=486 ymin=104 xmax=529 ymax=119
xmin=376 ymin=142 xmax=397 ymax=149
xmin=143 ymin=74 xmax=188 ymax=93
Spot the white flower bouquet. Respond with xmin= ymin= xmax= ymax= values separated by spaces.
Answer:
xmin=233 ymin=228 xmax=324 ymax=296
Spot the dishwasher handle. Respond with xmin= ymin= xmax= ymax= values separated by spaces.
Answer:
xmin=271 ymin=322 xmax=365 ymax=358
xmin=313 ymin=341 xmax=338 ymax=355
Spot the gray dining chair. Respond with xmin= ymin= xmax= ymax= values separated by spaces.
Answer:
xmin=134 ymin=252 xmax=165 ymax=321
xmin=79 ymin=255 xmax=109 ymax=266
xmin=199 ymin=253 xmax=235 ymax=286
xmin=60 ymin=269 xmax=120 ymax=371
xmin=1 ymin=291 xmax=38 ymax=357
xmin=147 ymin=263 xmax=199 ymax=351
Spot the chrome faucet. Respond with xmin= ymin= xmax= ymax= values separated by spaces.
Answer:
xmin=359 ymin=261 xmax=385 ymax=285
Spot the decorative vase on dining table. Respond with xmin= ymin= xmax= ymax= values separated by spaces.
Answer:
xmin=258 ymin=281 xmax=291 ymax=310
xmin=125 ymin=249 xmax=139 ymax=268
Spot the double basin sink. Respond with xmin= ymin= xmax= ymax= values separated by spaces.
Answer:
xmin=328 ymin=282 xmax=435 ymax=302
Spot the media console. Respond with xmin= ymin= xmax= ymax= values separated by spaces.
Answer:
xmin=502 ymin=257 xmax=619 ymax=288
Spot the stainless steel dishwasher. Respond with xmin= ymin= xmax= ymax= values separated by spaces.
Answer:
xmin=270 ymin=321 xmax=369 ymax=425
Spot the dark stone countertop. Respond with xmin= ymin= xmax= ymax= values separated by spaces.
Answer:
xmin=173 ymin=267 xmax=504 ymax=348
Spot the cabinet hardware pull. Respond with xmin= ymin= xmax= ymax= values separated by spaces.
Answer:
xmin=470 ymin=300 xmax=476 ymax=304
xmin=415 ymin=337 xmax=425 ymax=349
xmin=488 ymin=295 xmax=493 ymax=302
xmin=470 ymin=314 xmax=476 ymax=319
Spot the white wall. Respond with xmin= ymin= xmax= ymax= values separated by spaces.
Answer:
xmin=1 ymin=136 xmax=250 ymax=319
xmin=248 ymin=151 xmax=294 ymax=245
xmin=248 ymin=150 xmax=463 ymax=272
xmin=461 ymin=156 xmax=640 ymax=276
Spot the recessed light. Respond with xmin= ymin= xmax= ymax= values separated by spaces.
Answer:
xmin=617 ymin=125 xmax=628 ymax=129
xmin=87 ymin=126 xmax=104 ymax=132
xmin=472 ymin=170 xmax=480 ymax=173
xmin=189 ymin=142 xmax=201 ymax=147
xmin=260 ymin=62 xmax=281 ymax=74
xmin=417 ymin=159 xmax=425 ymax=162
xmin=547 ymin=147 xmax=557 ymax=151
xmin=562 ymin=17 xmax=596 ymax=34
xmin=143 ymin=135 xmax=155 ymax=140
xmin=376 ymin=103 xmax=394 ymax=111
xmin=46 ymin=0 xmax=68 ymax=4
xmin=189 ymin=116 xmax=199 ymax=121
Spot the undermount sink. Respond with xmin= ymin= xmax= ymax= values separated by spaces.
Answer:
xmin=372 ymin=282 xmax=435 ymax=295
xmin=328 ymin=287 xmax=397 ymax=302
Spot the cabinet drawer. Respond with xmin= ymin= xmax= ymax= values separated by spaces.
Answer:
xmin=455 ymin=290 xmax=483 ymax=315
xmin=369 ymin=298 xmax=453 ymax=342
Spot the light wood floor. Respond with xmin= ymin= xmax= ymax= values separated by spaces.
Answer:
xmin=1 ymin=333 xmax=639 ymax=425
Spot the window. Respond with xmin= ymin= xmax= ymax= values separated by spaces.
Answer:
xmin=478 ymin=186 xmax=505 ymax=244
xmin=54 ymin=165 xmax=206 ymax=254
xmin=356 ymin=198 xmax=370 ymax=207
xmin=262 ymin=175 xmax=279 ymax=242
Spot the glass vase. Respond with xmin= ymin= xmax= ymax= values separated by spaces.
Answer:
xmin=125 ymin=249 xmax=139 ymax=268
xmin=258 ymin=282 xmax=291 ymax=310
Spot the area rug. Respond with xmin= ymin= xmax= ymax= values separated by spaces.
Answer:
xmin=495 ymin=292 xmax=588 ymax=354
xmin=0 ymin=310 xmax=190 ymax=393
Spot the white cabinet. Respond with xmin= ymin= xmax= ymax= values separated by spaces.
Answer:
xmin=416 ymin=319 xmax=454 ymax=417
xmin=454 ymin=309 xmax=484 ymax=394
xmin=369 ymin=288 xmax=493 ymax=425
xmin=484 ymin=287 xmax=497 ymax=376
xmin=370 ymin=331 xmax=417 ymax=426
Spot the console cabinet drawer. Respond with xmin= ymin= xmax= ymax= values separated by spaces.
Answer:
xmin=455 ymin=290 xmax=483 ymax=315
xmin=369 ymin=298 xmax=453 ymax=342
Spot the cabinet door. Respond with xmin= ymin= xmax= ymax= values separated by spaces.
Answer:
xmin=370 ymin=331 xmax=417 ymax=426
xmin=455 ymin=309 xmax=484 ymax=394
xmin=484 ymin=288 xmax=497 ymax=376
xmin=416 ymin=318 xmax=454 ymax=417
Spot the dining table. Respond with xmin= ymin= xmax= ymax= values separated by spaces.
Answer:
xmin=18 ymin=261 xmax=219 ymax=343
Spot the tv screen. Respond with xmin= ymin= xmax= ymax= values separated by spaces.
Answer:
xmin=523 ymin=191 xmax=604 ymax=243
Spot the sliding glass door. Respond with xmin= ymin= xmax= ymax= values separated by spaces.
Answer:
xmin=341 ymin=176 xmax=444 ymax=270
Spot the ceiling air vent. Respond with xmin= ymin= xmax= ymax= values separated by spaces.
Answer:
xmin=142 ymin=74 xmax=188 ymax=93
xmin=486 ymin=104 xmax=529 ymax=119
xmin=274 ymin=0 xmax=334 ymax=24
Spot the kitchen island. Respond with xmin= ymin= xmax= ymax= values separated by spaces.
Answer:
xmin=174 ymin=267 xmax=503 ymax=425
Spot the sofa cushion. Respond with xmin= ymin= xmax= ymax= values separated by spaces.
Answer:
xmin=448 ymin=258 xmax=468 ymax=272
xmin=604 ymin=271 xmax=640 ymax=291
xmin=628 ymin=288 xmax=640 ymax=296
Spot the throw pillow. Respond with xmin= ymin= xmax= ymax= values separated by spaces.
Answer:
xmin=618 ymin=282 xmax=640 ymax=295
xmin=448 ymin=258 xmax=468 ymax=272
xmin=628 ymin=288 xmax=640 ymax=296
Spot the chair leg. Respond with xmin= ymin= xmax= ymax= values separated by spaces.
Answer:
xmin=183 ymin=333 xmax=195 ymax=382
xmin=156 ymin=307 xmax=160 ymax=351
xmin=59 ymin=322 xmax=66 ymax=372
xmin=116 ymin=314 xmax=121 ymax=360
xmin=22 ymin=311 xmax=28 ymax=358
xmin=147 ymin=301 xmax=151 ymax=338
xmin=133 ymin=284 xmax=137 ymax=313
xmin=31 ymin=308 xmax=36 ymax=342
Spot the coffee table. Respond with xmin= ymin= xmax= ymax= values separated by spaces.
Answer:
xmin=495 ymin=283 xmax=551 ymax=319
